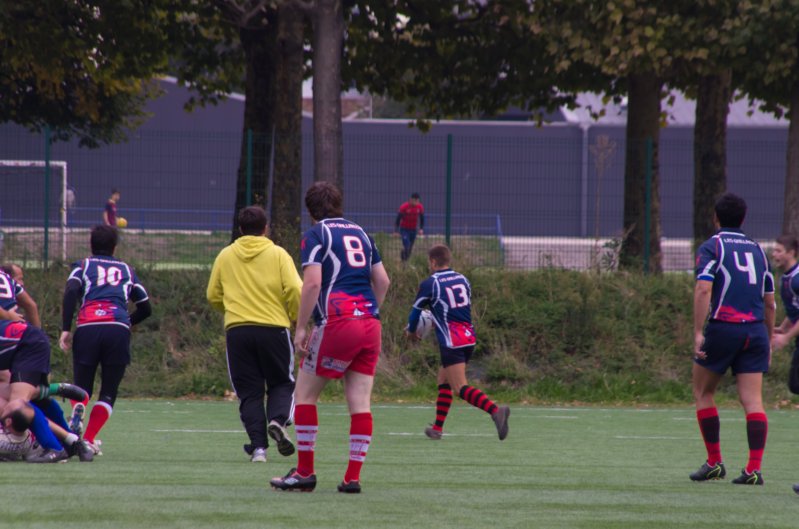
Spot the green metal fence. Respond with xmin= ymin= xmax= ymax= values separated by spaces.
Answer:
xmin=0 ymin=126 xmax=788 ymax=272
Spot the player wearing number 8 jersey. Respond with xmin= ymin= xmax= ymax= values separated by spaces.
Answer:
xmin=271 ymin=182 xmax=390 ymax=494
xmin=405 ymin=245 xmax=509 ymax=442
xmin=690 ymin=193 xmax=775 ymax=485
xmin=59 ymin=225 xmax=151 ymax=453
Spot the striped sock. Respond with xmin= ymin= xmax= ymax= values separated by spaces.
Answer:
xmin=84 ymin=401 xmax=112 ymax=443
xmin=432 ymin=384 xmax=453 ymax=431
xmin=697 ymin=407 xmax=722 ymax=466
xmin=344 ymin=412 xmax=372 ymax=484
xmin=295 ymin=404 xmax=318 ymax=477
xmin=745 ymin=412 xmax=768 ymax=474
xmin=458 ymin=385 xmax=498 ymax=415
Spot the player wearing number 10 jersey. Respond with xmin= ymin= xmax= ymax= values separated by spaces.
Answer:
xmin=406 ymin=244 xmax=509 ymax=442
xmin=59 ymin=225 xmax=151 ymax=453
xmin=690 ymin=193 xmax=775 ymax=485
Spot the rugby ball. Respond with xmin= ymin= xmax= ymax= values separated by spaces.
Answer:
xmin=415 ymin=310 xmax=435 ymax=339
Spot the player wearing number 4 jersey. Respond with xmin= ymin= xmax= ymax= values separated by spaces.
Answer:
xmin=406 ymin=245 xmax=509 ymax=442
xmin=271 ymin=182 xmax=390 ymax=494
xmin=690 ymin=193 xmax=774 ymax=485
xmin=60 ymin=225 xmax=152 ymax=454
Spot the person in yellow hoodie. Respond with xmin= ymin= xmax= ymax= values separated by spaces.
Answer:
xmin=207 ymin=206 xmax=303 ymax=463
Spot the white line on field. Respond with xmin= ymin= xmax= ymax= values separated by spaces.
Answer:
xmin=388 ymin=432 xmax=494 ymax=437
xmin=152 ymin=429 xmax=243 ymax=433
xmin=538 ymin=416 xmax=578 ymax=419
xmin=615 ymin=435 xmax=694 ymax=440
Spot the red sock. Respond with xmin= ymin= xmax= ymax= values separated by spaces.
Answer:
xmin=459 ymin=385 xmax=498 ymax=415
xmin=84 ymin=401 xmax=112 ymax=443
xmin=344 ymin=412 xmax=372 ymax=484
xmin=70 ymin=395 xmax=90 ymax=407
xmin=433 ymin=384 xmax=453 ymax=431
xmin=745 ymin=412 xmax=768 ymax=473
xmin=697 ymin=407 xmax=722 ymax=466
xmin=295 ymin=404 xmax=318 ymax=477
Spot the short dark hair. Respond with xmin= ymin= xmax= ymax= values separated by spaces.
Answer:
xmin=90 ymin=225 xmax=118 ymax=255
xmin=305 ymin=181 xmax=343 ymax=221
xmin=238 ymin=206 xmax=267 ymax=236
xmin=111 ymin=188 xmax=119 ymax=195
xmin=0 ymin=265 xmax=13 ymax=276
xmin=411 ymin=192 xmax=420 ymax=199
xmin=715 ymin=193 xmax=747 ymax=228
xmin=428 ymin=244 xmax=451 ymax=267
xmin=776 ymin=234 xmax=799 ymax=255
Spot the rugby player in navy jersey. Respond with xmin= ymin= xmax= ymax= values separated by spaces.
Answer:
xmin=770 ymin=235 xmax=799 ymax=394
xmin=59 ymin=225 xmax=152 ymax=455
xmin=405 ymin=245 xmax=509 ymax=441
xmin=690 ymin=193 xmax=775 ymax=485
xmin=271 ymin=182 xmax=390 ymax=494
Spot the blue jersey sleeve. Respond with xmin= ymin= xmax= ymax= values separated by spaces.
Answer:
xmin=128 ymin=268 xmax=149 ymax=303
xmin=407 ymin=278 xmax=434 ymax=333
xmin=301 ymin=225 xmax=325 ymax=267
xmin=369 ymin=235 xmax=382 ymax=266
xmin=695 ymin=239 xmax=718 ymax=282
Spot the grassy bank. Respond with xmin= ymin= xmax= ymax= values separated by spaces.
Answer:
xmin=19 ymin=260 xmax=798 ymax=406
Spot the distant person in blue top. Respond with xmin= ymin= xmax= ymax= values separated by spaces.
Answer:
xmin=405 ymin=244 xmax=509 ymax=442
xmin=690 ymin=193 xmax=775 ymax=486
xmin=770 ymin=234 xmax=799 ymax=395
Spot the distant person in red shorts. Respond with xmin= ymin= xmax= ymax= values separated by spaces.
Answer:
xmin=270 ymin=182 xmax=390 ymax=494
xmin=102 ymin=189 xmax=120 ymax=227
xmin=395 ymin=192 xmax=424 ymax=261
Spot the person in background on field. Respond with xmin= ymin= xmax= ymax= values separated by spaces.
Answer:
xmin=270 ymin=182 xmax=390 ymax=494
xmin=770 ymin=235 xmax=799 ymax=394
xmin=59 ymin=225 xmax=152 ymax=456
xmin=395 ymin=192 xmax=424 ymax=261
xmin=690 ymin=193 xmax=774 ymax=485
xmin=207 ymin=206 xmax=302 ymax=463
xmin=405 ymin=244 xmax=509 ymax=441
xmin=102 ymin=189 xmax=120 ymax=227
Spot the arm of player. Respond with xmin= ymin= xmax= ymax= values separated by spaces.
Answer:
xmin=693 ymin=280 xmax=712 ymax=359
xmin=294 ymin=265 xmax=322 ymax=355
xmin=406 ymin=307 xmax=422 ymax=340
xmin=280 ymin=249 xmax=303 ymax=323
xmin=370 ymin=263 xmax=390 ymax=307
xmin=206 ymin=257 xmax=225 ymax=312
xmin=773 ymin=317 xmax=799 ymax=350
xmin=764 ymin=292 xmax=776 ymax=343
xmin=60 ymin=279 xmax=82 ymax=352
xmin=0 ymin=306 xmax=23 ymax=322
xmin=15 ymin=291 xmax=40 ymax=328
xmin=418 ymin=212 xmax=424 ymax=236
xmin=130 ymin=299 xmax=152 ymax=326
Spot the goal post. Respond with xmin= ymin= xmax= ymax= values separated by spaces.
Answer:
xmin=0 ymin=160 xmax=68 ymax=262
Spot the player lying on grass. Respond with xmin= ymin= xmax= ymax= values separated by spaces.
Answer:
xmin=405 ymin=244 xmax=509 ymax=441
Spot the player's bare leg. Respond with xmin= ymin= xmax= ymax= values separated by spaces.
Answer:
xmin=732 ymin=373 xmax=766 ymax=484
xmin=270 ymin=370 xmax=327 ymax=492
xmin=444 ymin=363 xmax=510 ymax=440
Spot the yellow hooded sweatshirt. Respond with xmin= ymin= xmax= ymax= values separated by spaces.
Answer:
xmin=207 ymin=235 xmax=302 ymax=330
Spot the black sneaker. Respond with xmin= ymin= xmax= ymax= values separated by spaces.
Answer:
xmin=689 ymin=461 xmax=726 ymax=481
xmin=731 ymin=469 xmax=764 ymax=485
xmin=267 ymin=421 xmax=296 ymax=457
xmin=793 ymin=483 xmax=799 ymax=495
xmin=337 ymin=480 xmax=362 ymax=494
xmin=270 ymin=468 xmax=317 ymax=492
xmin=65 ymin=440 xmax=94 ymax=462
xmin=26 ymin=448 xmax=69 ymax=463
xmin=52 ymin=383 xmax=89 ymax=402
xmin=424 ymin=425 xmax=443 ymax=440
xmin=492 ymin=406 xmax=510 ymax=440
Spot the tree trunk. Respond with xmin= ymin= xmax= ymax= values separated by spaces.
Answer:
xmin=620 ymin=74 xmax=663 ymax=273
xmin=231 ymin=18 xmax=278 ymax=242
xmin=693 ymin=71 xmax=731 ymax=249
xmin=270 ymin=2 xmax=305 ymax=253
xmin=311 ymin=0 xmax=344 ymax=189
xmin=784 ymin=84 xmax=799 ymax=236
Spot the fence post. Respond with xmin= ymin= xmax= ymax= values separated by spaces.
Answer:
xmin=246 ymin=128 xmax=253 ymax=206
xmin=644 ymin=137 xmax=652 ymax=274
xmin=446 ymin=134 xmax=453 ymax=247
xmin=43 ymin=126 xmax=51 ymax=267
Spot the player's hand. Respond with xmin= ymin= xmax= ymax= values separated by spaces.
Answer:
xmin=3 ymin=309 xmax=24 ymax=323
xmin=418 ymin=229 xmax=424 ymax=237
xmin=59 ymin=331 xmax=73 ymax=352
xmin=294 ymin=327 xmax=309 ymax=357
xmin=404 ymin=329 xmax=420 ymax=342
xmin=392 ymin=232 xmax=399 ymax=238
xmin=693 ymin=331 xmax=706 ymax=360
xmin=772 ymin=333 xmax=790 ymax=351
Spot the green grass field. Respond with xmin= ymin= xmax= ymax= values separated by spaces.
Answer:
xmin=4 ymin=400 xmax=799 ymax=528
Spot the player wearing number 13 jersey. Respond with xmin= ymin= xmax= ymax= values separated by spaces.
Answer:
xmin=405 ymin=245 xmax=509 ymax=442
xmin=690 ymin=193 xmax=775 ymax=485
xmin=59 ymin=225 xmax=151 ymax=453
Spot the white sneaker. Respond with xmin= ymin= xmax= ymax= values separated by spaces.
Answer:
xmin=251 ymin=447 xmax=267 ymax=463
xmin=86 ymin=439 xmax=103 ymax=456
xmin=267 ymin=421 xmax=296 ymax=457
